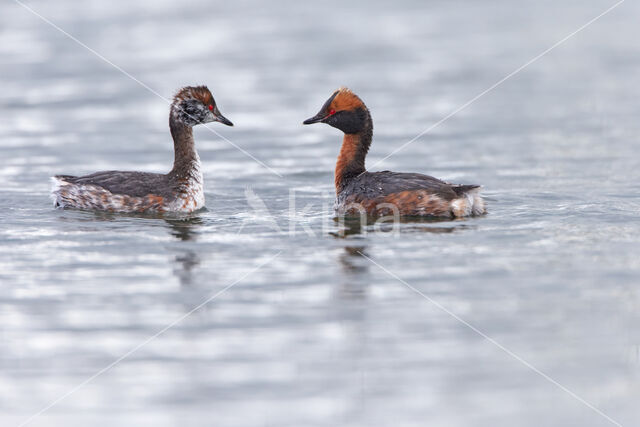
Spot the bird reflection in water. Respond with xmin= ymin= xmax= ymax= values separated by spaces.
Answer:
xmin=337 ymin=245 xmax=370 ymax=299
xmin=331 ymin=216 xmax=467 ymax=238
xmin=332 ymin=217 xmax=471 ymax=298
xmin=165 ymin=217 xmax=202 ymax=287
xmin=165 ymin=216 xmax=203 ymax=241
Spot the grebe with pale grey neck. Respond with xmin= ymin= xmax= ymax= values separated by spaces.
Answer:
xmin=51 ymin=85 xmax=233 ymax=213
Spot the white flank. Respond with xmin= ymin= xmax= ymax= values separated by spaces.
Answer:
xmin=452 ymin=187 xmax=486 ymax=217
xmin=50 ymin=176 xmax=66 ymax=207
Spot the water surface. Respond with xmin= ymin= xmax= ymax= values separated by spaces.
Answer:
xmin=1 ymin=1 xmax=640 ymax=426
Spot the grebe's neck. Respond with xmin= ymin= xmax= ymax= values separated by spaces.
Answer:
xmin=169 ymin=113 xmax=200 ymax=177
xmin=335 ymin=108 xmax=372 ymax=192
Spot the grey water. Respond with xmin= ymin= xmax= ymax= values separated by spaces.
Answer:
xmin=1 ymin=0 xmax=639 ymax=426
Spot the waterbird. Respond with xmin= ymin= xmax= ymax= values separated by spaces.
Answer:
xmin=51 ymin=85 xmax=233 ymax=213
xmin=303 ymin=87 xmax=486 ymax=218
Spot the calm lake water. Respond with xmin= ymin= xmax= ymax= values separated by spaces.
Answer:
xmin=1 ymin=0 xmax=639 ymax=426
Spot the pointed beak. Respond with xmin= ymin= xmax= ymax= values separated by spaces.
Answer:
xmin=303 ymin=111 xmax=327 ymax=125
xmin=304 ymin=91 xmax=339 ymax=125
xmin=215 ymin=114 xmax=233 ymax=126
xmin=213 ymin=107 xmax=233 ymax=126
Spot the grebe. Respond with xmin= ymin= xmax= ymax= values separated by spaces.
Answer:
xmin=303 ymin=87 xmax=486 ymax=218
xmin=51 ymin=85 xmax=233 ymax=213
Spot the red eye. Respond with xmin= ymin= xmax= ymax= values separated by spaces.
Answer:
xmin=208 ymin=105 xmax=214 ymax=111
xmin=329 ymin=109 xmax=336 ymax=115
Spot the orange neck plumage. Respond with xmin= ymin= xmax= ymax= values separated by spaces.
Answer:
xmin=335 ymin=134 xmax=362 ymax=190
xmin=334 ymin=116 xmax=372 ymax=192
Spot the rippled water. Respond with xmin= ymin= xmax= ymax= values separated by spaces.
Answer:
xmin=1 ymin=0 xmax=640 ymax=426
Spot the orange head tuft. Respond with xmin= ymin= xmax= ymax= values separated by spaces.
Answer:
xmin=329 ymin=87 xmax=365 ymax=112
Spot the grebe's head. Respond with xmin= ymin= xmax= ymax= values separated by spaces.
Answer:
xmin=171 ymin=85 xmax=233 ymax=127
xmin=303 ymin=87 xmax=368 ymax=134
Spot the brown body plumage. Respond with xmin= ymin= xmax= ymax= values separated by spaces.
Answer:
xmin=303 ymin=87 xmax=486 ymax=218
xmin=51 ymin=85 xmax=233 ymax=213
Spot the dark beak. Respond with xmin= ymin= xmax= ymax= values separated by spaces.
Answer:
xmin=215 ymin=113 xmax=233 ymax=126
xmin=303 ymin=111 xmax=327 ymax=125
xmin=213 ymin=106 xmax=233 ymax=126
xmin=304 ymin=91 xmax=339 ymax=125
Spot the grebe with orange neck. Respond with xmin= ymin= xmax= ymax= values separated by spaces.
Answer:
xmin=303 ymin=87 xmax=486 ymax=218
